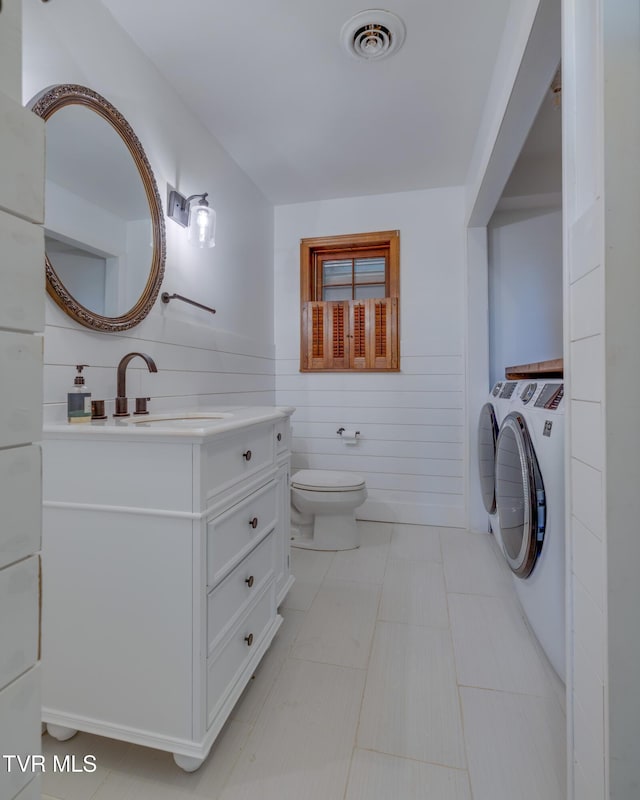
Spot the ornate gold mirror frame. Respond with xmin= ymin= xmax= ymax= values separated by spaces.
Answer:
xmin=32 ymin=84 xmax=166 ymax=332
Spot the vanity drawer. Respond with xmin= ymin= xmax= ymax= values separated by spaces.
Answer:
xmin=206 ymin=587 xmax=275 ymax=725
xmin=203 ymin=424 xmax=274 ymax=498
xmin=207 ymin=531 xmax=274 ymax=654
xmin=274 ymin=419 xmax=290 ymax=454
xmin=207 ymin=480 xmax=277 ymax=587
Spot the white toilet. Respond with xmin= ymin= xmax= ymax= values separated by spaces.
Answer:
xmin=290 ymin=469 xmax=367 ymax=550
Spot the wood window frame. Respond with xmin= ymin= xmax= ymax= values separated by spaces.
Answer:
xmin=300 ymin=230 xmax=400 ymax=372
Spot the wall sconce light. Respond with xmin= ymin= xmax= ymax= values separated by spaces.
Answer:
xmin=167 ymin=189 xmax=216 ymax=248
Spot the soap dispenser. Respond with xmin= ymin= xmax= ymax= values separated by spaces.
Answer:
xmin=67 ymin=365 xmax=92 ymax=424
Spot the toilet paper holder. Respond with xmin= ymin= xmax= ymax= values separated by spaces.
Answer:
xmin=337 ymin=427 xmax=360 ymax=437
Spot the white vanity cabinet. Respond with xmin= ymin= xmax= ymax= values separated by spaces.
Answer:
xmin=41 ymin=408 xmax=293 ymax=771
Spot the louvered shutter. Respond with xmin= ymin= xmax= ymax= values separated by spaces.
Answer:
xmin=369 ymin=297 xmax=398 ymax=369
xmin=328 ymin=300 xmax=350 ymax=369
xmin=349 ymin=297 xmax=398 ymax=370
xmin=302 ymin=301 xmax=327 ymax=369
xmin=302 ymin=301 xmax=349 ymax=369
xmin=350 ymin=300 xmax=368 ymax=369
xmin=302 ymin=298 xmax=397 ymax=371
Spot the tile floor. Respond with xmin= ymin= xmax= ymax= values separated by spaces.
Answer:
xmin=41 ymin=523 xmax=566 ymax=800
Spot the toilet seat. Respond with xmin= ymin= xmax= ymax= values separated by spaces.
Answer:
xmin=291 ymin=469 xmax=365 ymax=491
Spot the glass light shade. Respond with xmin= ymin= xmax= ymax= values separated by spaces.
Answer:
xmin=188 ymin=202 xmax=216 ymax=248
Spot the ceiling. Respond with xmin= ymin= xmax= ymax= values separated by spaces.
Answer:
xmin=101 ymin=0 xmax=513 ymax=205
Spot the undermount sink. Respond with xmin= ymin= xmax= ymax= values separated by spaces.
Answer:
xmin=44 ymin=406 xmax=294 ymax=442
xmin=132 ymin=412 xmax=233 ymax=426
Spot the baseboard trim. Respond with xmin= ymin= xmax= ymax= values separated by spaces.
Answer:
xmin=357 ymin=499 xmax=465 ymax=528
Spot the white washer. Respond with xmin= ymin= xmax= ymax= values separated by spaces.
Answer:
xmin=477 ymin=380 xmax=520 ymax=551
xmin=495 ymin=381 xmax=565 ymax=681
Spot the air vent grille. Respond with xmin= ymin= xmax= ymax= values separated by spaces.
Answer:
xmin=341 ymin=10 xmax=406 ymax=61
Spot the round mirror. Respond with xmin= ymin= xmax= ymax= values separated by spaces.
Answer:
xmin=32 ymin=84 xmax=165 ymax=332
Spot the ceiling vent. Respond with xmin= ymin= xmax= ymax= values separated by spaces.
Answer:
xmin=341 ymin=10 xmax=406 ymax=61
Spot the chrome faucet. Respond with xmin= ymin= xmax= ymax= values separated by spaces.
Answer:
xmin=113 ymin=352 xmax=158 ymax=417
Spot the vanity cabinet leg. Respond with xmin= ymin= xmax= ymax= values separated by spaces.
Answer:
xmin=173 ymin=752 xmax=206 ymax=772
xmin=46 ymin=723 xmax=78 ymax=741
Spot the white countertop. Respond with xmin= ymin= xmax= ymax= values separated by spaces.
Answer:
xmin=43 ymin=406 xmax=295 ymax=443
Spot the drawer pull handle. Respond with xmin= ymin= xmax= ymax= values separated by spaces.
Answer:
xmin=243 ymin=449 xmax=252 ymax=461
xmin=277 ymin=432 xmax=282 ymax=442
xmin=245 ymin=633 xmax=254 ymax=646
xmin=249 ymin=517 xmax=259 ymax=529
xmin=245 ymin=575 xmax=255 ymax=588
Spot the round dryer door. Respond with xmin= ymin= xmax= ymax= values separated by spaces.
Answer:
xmin=495 ymin=412 xmax=546 ymax=578
xmin=478 ymin=402 xmax=499 ymax=514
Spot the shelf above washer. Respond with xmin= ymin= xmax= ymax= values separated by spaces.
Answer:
xmin=505 ymin=358 xmax=564 ymax=379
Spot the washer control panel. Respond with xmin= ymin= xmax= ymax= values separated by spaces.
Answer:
xmin=521 ymin=382 xmax=537 ymax=404
xmin=534 ymin=383 xmax=564 ymax=410
xmin=499 ymin=381 xmax=517 ymax=399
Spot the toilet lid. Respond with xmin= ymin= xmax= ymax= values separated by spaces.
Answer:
xmin=291 ymin=470 xmax=366 ymax=491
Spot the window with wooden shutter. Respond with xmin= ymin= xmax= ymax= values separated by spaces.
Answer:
xmin=300 ymin=231 xmax=399 ymax=372
xmin=302 ymin=300 xmax=351 ymax=369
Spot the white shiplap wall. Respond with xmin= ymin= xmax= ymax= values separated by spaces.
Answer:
xmin=601 ymin=4 xmax=640 ymax=794
xmin=563 ymin=1 xmax=607 ymax=797
xmin=0 ymin=1 xmax=44 ymax=798
xmin=42 ymin=303 xmax=275 ymax=423
xmin=275 ymin=188 xmax=467 ymax=527
xmin=22 ymin=0 xmax=276 ymax=422
xmin=565 ymin=2 xmax=640 ymax=797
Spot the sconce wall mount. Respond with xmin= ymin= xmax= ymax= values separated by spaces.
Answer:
xmin=167 ymin=188 xmax=216 ymax=248
xmin=168 ymin=190 xmax=203 ymax=227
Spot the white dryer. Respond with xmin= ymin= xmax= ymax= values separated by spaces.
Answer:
xmin=495 ymin=381 xmax=565 ymax=681
xmin=477 ymin=380 xmax=520 ymax=551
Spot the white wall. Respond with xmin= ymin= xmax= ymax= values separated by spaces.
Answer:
xmin=0 ymin=1 xmax=44 ymax=797
xmin=48 ymin=245 xmax=107 ymax=315
xmin=45 ymin=180 xmax=127 ymax=260
xmin=274 ymin=187 xmax=467 ymax=527
xmin=563 ymin=1 xmax=606 ymax=796
xmin=125 ymin=219 xmax=153 ymax=308
xmin=565 ymin=2 xmax=640 ymax=797
xmin=22 ymin=0 xmax=275 ymax=422
xmin=603 ymin=2 xmax=640 ymax=791
xmin=502 ymin=153 xmax=563 ymax=199
xmin=488 ymin=206 xmax=563 ymax=384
